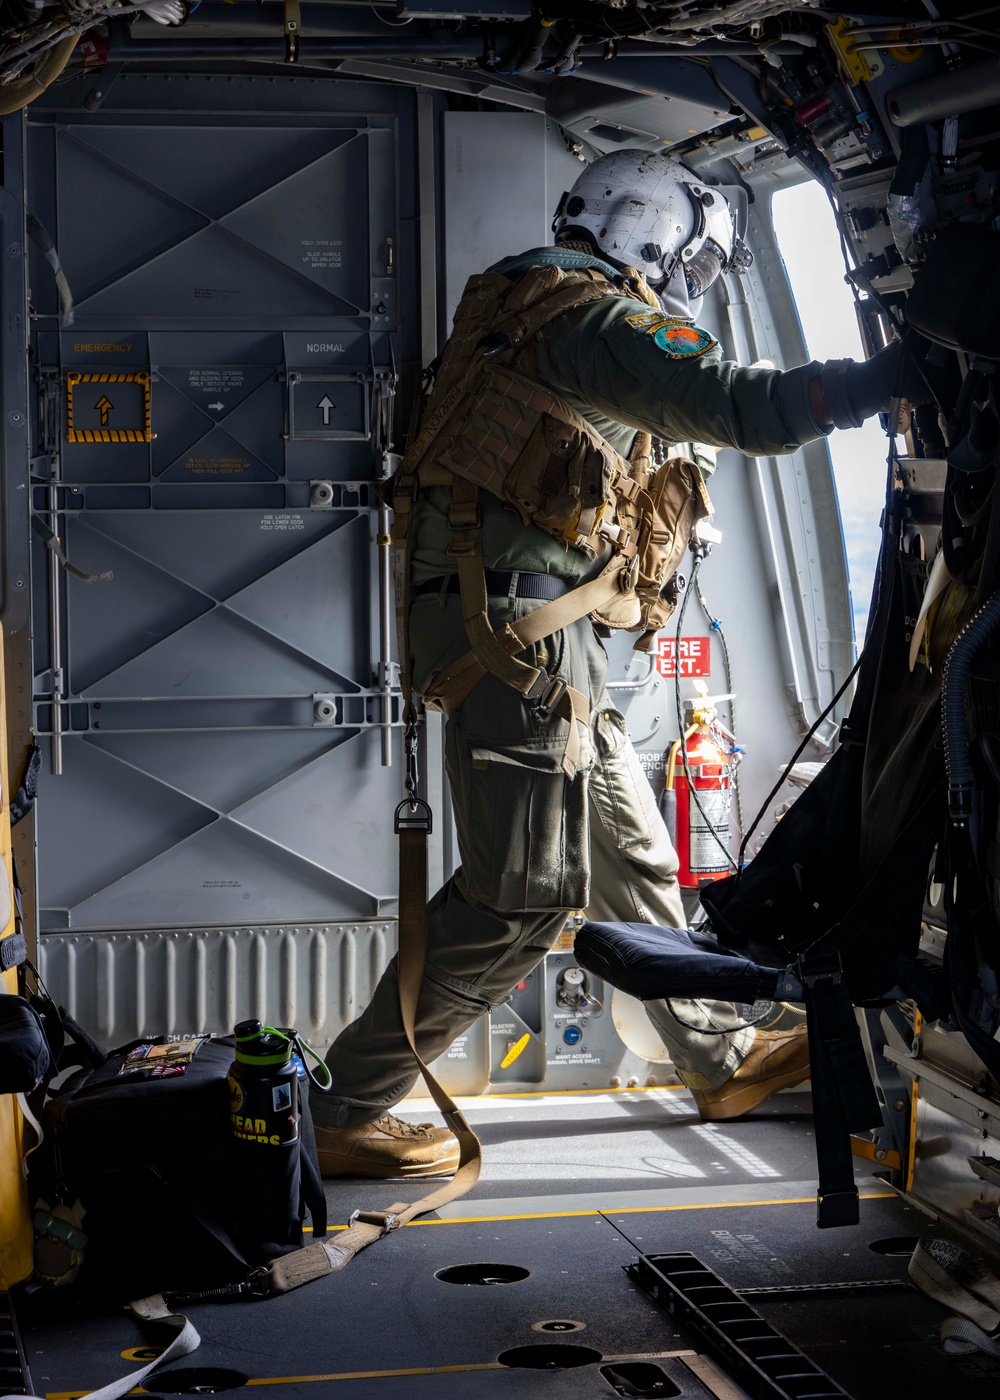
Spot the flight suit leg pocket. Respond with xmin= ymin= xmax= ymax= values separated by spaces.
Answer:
xmin=592 ymin=706 xmax=656 ymax=852
xmin=458 ymin=741 xmax=591 ymax=913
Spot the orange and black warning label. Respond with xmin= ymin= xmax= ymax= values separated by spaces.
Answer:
xmin=66 ymin=371 xmax=152 ymax=443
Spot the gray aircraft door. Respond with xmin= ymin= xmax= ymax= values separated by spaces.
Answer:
xmin=21 ymin=78 xmax=416 ymax=1044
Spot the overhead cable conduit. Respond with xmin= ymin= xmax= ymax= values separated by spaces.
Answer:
xmin=0 ymin=34 xmax=77 ymax=114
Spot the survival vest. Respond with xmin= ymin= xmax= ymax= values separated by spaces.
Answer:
xmin=389 ymin=261 xmax=712 ymax=775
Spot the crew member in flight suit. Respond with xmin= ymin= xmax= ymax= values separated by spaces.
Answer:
xmin=310 ymin=149 xmax=931 ymax=1178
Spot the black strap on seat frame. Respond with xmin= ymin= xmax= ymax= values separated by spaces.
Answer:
xmin=799 ymin=951 xmax=883 ymax=1228
xmin=576 ymin=920 xmax=883 ymax=1229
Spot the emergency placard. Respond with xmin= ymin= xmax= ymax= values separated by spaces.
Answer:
xmin=656 ymin=636 xmax=711 ymax=678
xmin=66 ymin=371 xmax=152 ymax=443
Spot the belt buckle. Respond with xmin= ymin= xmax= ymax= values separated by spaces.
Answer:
xmin=349 ymin=1209 xmax=400 ymax=1237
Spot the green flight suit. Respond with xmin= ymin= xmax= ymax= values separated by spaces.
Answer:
xmin=313 ymin=247 xmax=830 ymax=1127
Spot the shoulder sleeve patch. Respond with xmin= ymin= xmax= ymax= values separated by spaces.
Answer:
xmin=623 ymin=309 xmax=668 ymax=330
xmin=622 ymin=311 xmax=718 ymax=359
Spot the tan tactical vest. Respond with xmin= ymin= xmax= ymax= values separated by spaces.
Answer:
xmin=390 ymin=262 xmax=712 ymax=775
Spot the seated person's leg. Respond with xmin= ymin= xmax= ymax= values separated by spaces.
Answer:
xmin=586 ymin=702 xmax=808 ymax=1119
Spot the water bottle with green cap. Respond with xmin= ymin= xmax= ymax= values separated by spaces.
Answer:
xmin=227 ymin=1020 xmax=332 ymax=1255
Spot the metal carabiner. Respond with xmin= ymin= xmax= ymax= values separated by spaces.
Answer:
xmin=403 ymin=720 xmax=421 ymax=811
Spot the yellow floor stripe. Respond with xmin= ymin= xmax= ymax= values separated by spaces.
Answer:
xmin=48 ymin=1366 xmax=503 ymax=1397
xmin=401 ymin=1191 xmax=895 ymax=1227
xmin=50 ymin=1352 xmax=697 ymax=1396
xmin=45 ymin=1191 xmax=897 ymax=1400
xmin=407 ymin=1085 xmax=689 ymax=1101
xmin=314 ymin=1191 xmax=894 ymax=1231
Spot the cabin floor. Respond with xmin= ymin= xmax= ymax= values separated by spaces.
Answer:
xmin=13 ymin=1086 xmax=1000 ymax=1400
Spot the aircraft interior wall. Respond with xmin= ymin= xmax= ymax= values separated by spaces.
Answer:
xmin=2 ymin=9 xmax=1000 ymax=1395
xmin=12 ymin=84 xmax=854 ymax=1093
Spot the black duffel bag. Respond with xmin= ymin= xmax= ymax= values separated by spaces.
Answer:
xmin=31 ymin=1033 xmax=327 ymax=1302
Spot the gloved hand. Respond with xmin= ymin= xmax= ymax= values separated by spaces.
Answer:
xmin=818 ymin=338 xmax=935 ymax=430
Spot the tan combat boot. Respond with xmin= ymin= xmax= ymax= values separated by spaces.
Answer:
xmin=315 ymin=1113 xmax=460 ymax=1179
xmin=689 ymin=1026 xmax=810 ymax=1122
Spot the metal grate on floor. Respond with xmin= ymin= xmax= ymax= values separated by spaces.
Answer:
xmin=628 ymin=1252 xmax=850 ymax=1400
xmin=0 ymin=1293 xmax=33 ymax=1397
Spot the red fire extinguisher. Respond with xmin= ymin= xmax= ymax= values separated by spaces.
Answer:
xmin=662 ymin=696 xmax=738 ymax=889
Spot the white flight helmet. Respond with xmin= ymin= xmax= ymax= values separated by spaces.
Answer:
xmin=553 ymin=148 xmax=750 ymax=302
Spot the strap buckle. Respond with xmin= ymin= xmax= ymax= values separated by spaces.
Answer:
xmin=446 ymin=533 xmax=480 ymax=558
xmin=168 ymin=1266 xmax=272 ymax=1304
xmin=816 ymin=1188 xmax=860 ymax=1229
xmin=348 ymin=1209 xmax=400 ymax=1237
xmin=527 ymin=672 xmax=568 ymax=720
xmin=395 ymin=797 xmax=432 ymax=835
xmin=392 ymin=474 xmax=419 ymax=509
xmin=246 ymin=1266 xmax=273 ymax=1298
xmin=797 ymin=951 xmax=843 ymax=989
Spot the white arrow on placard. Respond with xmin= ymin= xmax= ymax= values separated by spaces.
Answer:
xmin=208 ymin=401 xmax=225 ymax=412
xmin=318 ymin=395 xmax=335 ymax=426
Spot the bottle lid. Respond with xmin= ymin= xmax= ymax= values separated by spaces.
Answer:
xmin=234 ymin=1020 xmax=291 ymax=1066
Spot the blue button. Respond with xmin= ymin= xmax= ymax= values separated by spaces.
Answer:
xmin=563 ymin=1026 xmax=583 ymax=1045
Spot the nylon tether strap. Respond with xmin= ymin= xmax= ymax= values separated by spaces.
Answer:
xmin=267 ymin=271 xmax=654 ymax=1292
xmin=266 ymin=804 xmax=481 ymax=1293
xmin=2 ymin=1295 xmax=200 ymax=1400
xmin=800 ymin=952 xmax=882 ymax=1228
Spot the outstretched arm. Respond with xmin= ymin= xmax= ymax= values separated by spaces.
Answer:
xmin=534 ymin=296 xmax=912 ymax=458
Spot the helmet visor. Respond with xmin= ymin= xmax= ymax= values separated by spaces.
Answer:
xmin=683 ymin=239 xmax=726 ymax=300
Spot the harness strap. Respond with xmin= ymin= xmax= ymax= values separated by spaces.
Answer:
xmin=424 ymin=554 xmax=631 ymax=777
xmin=448 ymin=478 xmax=546 ymax=695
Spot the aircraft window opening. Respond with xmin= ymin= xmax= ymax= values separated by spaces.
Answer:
xmin=772 ymin=179 xmax=899 ymax=650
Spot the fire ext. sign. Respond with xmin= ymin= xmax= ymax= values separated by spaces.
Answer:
xmin=655 ymin=636 xmax=711 ymax=678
